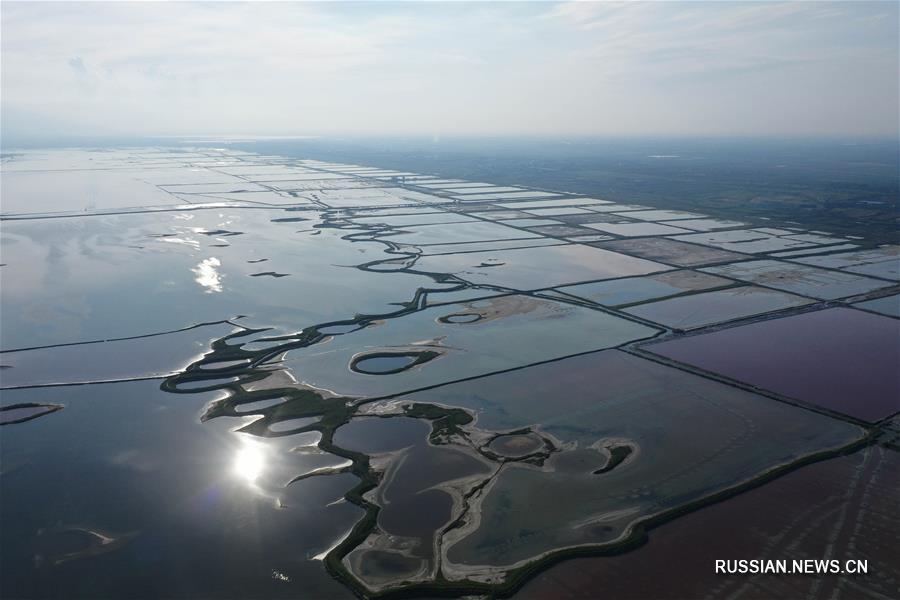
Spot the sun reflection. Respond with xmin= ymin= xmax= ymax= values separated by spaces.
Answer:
xmin=192 ymin=257 xmax=223 ymax=293
xmin=233 ymin=439 xmax=266 ymax=483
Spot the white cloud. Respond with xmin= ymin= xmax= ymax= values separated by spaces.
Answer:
xmin=1 ymin=1 xmax=896 ymax=138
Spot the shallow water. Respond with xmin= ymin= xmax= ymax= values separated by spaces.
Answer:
xmin=703 ymin=259 xmax=894 ymax=300
xmin=624 ymin=285 xmax=813 ymax=329
xmin=645 ymin=308 xmax=900 ymax=422
xmin=558 ymin=270 xmax=732 ymax=307
xmin=1 ymin=147 xmax=892 ymax=598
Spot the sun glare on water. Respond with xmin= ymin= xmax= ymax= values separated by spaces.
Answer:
xmin=233 ymin=440 xmax=266 ymax=483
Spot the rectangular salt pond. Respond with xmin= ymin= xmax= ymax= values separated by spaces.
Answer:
xmin=557 ymin=270 xmax=733 ymax=307
xmin=309 ymin=188 xmax=402 ymax=201
xmin=344 ymin=206 xmax=446 ymax=217
xmin=790 ymin=246 xmax=900 ymax=281
xmin=326 ymin=166 xmax=381 ymax=171
xmin=338 ymin=169 xmax=405 ymax=176
xmin=310 ymin=188 xmax=437 ymax=208
xmin=451 ymin=191 xmax=561 ymax=201
xmin=381 ymin=187 xmax=455 ymax=204
xmin=564 ymin=234 xmax=615 ymax=242
xmin=671 ymin=229 xmax=819 ymax=253
xmin=495 ymin=198 xmax=612 ymax=209
xmin=783 ymin=233 xmax=848 ymax=245
xmin=252 ymin=172 xmax=356 ymax=182
xmin=667 ymin=218 xmax=749 ymax=232
xmin=409 ymin=179 xmax=467 ymax=185
xmin=525 ymin=224 xmax=597 ymax=237
xmin=584 ymin=203 xmax=649 ymax=212
xmin=414 ymin=244 xmax=672 ymax=289
xmin=264 ymin=179 xmax=384 ymax=191
xmin=524 ymin=207 xmax=595 ymax=216
xmin=754 ymin=227 xmax=798 ymax=236
xmin=497 ymin=218 xmax=565 ymax=228
xmin=467 ymin=210 xmax=531 ymax=220
xmin=615 ymin=209 xmax=705 ymax=221
xmin=552 ymin=213 xmax=633 ymax=225
xmin=278 ymin=295 xmax=660 ymax=399
xmin=159 ymin=181 xmax=271 ymax=195
xmin=127 ymin=167 xmax=250 ymax=186
xmin=369 ymin=172 xmax=420 ymax=177
xmin=176 ymin=190 xmax=310 ymax=205
xmin=769 ymin=244 xmax=861 ymax=258
xmin=349 ymin=212 xmax=476 ymax=227
xmin=854 ymin=294 xmax=900 ymax=318
xmin=215 ymin=165 xmax=320 ymax=176
xmin=406 ymin=238 xmax=565 ymax=256
xmin=584 ymin=222 xmax=693 ymax=237
xmin=392 ymin=175 xmax=440 ymax=181
xmin=645 ymin=308 xmax=900 ymax=422
xmin=2 ymin=170 xmax=184 ymax=214
xmin=444 ymin=186 xmax=526 ymax=194
xmin=415 ymin=182 xmax=493 ymax=189
xmin=0 ymin=149 xmax=202 ymax=171
xmin=703 ymin=260 xmax=894 ymax=300
xmin=380 ymin=220 xmax=540 ymax=245
xmin=623 ymin=286 xmax=813 ymax=329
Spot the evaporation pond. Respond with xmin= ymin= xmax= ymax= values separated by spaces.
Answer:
xmin=593 ymin=238 xmax=747 ymax=267
xmin=703 ymin=260 xmax=893 ymax=300
xmin=623 ymin=286 xmax=812 ymax=330
xmin=854 ymin=294 xmax=900 ymax=318
xmin=278 ymin=295 xmax=659 ymax=398
xmin=557 ymin=270 xmax=731 ymax=306
xmin=584 ymin=222 xmax=692 ymax=237
xmin=414 ymin=244 xmax=671 ymax=289
xmin=392 ymin=350 xmax=864 ymax=579
xmin=645 ymin=307 xmax=900 ymax=422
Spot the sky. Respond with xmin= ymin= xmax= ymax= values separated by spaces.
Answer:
xmin=1 ymin=1 xmax=898 ymax=140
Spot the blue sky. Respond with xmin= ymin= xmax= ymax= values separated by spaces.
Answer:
xmin=2 ymin=1 xmax=897 ymax=138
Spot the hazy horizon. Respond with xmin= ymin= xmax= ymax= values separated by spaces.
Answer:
xmin=2 ymin=1 xmax=898 ymax=141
